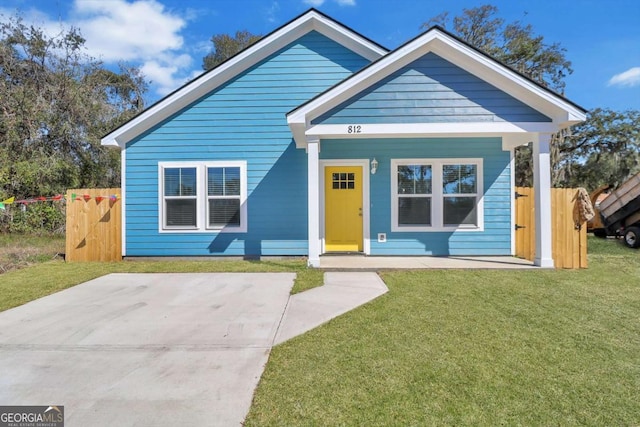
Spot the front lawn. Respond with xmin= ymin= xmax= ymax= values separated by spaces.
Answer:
xmin=1 ymin=233 xmax=638 ymax=424
xmin=245 ymin=237 xmax=640 ymax=426
xmin=0 ymin=257 xmax=322 ymax=312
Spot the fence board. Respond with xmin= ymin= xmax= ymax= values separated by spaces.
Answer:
xmin=65 ymin=188 xmax=121 ymax=262
xmin=65 ymin=185 xmax=586 ymax=267
xmin=515 ymin=187 xmax=587 ymax=269
xmin=515 ymin=187 xmax=535 ymax=262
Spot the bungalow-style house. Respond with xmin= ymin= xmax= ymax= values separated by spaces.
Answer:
xmin=102 ymin=9 xmax=586 ymax=267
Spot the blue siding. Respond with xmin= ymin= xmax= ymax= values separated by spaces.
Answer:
xmin=320 ymin=137 xmax=512 ymax=256
xmin=125 ymin=31 xmax=370 ymax=256
xmin=313 ymin=52 xmax=551 ymax=124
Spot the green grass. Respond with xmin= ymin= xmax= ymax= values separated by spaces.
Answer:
xmin=0 ymin=234 xmax=65 ymax=273
xmin=586 ymin=234 xmax=635 ymax=257
xmin=0 ymin=257 xmax=323 ymax=312
xmin=245 ymin=237 xmax=640 ymax=426
xmin=2 ymin=233 xmax=639 ymax=424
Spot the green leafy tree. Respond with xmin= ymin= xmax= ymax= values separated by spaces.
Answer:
xmin=0 ymin=15 xmax=147 ymax=232
xmin=423 ymin=5 xmax=639 ymax=190
xmin=202 ymin=30 xmax=262 ymax=71
xmin=555 ymin=108 xmax=640 ymax=190
xmin=423 ymin=5 xmax=575 ymax=187
xmin=423 ymin=5 xmax=572 ymax=93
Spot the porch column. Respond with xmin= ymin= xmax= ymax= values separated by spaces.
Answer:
xmin=307 ymin=137 xmax=321 ymax=267
xmin=533 ymin=133 xmax=554 ymax=268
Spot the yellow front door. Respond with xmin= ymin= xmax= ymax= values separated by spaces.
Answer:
xmin=325 ymin=166 xmax=363 ymax=252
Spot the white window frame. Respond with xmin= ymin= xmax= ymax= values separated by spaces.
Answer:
xmin=159 ymin=161 xmax=247 ymax=233
xmin=391 ymin=158 xmax=483 ymax=232
xmin=162 ymin=166 xmax=198 ymax=230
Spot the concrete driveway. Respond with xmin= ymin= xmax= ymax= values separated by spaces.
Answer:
xmin=0 ymin=273 xmax=295 ymax=426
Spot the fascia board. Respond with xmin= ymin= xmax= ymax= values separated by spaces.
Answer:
xmin=428 ymin=33 xmax=587 ymax=124
xmin=289 ymin=29 xmax=586 ymax=134
xmin=101 ymin=11 xmax=386 ymax=149
xmin=310 ymin=13 xmax=387 ymax=60
xmin=289 ymin=31 xmax=440 ymax=127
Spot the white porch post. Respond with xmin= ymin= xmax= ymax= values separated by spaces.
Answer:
xmin=307 ymin=137 xmax=321 ymax=267
xmin=533 ymin=133 xmax=554 ymax=268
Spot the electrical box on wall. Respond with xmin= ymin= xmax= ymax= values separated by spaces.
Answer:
xmin=377 ymin=233 xmax=387 ymax=243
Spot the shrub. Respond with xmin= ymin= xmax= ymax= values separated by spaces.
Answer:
xmin=0 ymin=203 xmax=65 ymax=235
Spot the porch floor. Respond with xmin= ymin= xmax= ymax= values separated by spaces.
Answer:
xmin=319 ymin=255 xmax=535 ymax=270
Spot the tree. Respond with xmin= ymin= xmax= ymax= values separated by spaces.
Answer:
xmin=423 ymin=5 xmax=575 ymax=188
xmin=423 ymin=5 xmax=572 ymax=94
xmin=555 ymin=108 xmax=640 ymax=190
xmin=422 ymin=5 xmax=639 ymax=191
xmin=0 ymin=15 xmax=147 ymax=232
xmin=202 ymin=30 xmax=262 ymax=71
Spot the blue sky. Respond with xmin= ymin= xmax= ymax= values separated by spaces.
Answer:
xmin=1 ymin=0 xmax=639 ymax=111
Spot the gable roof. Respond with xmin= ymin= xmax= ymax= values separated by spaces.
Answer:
xmin=101 ymin=9 xmax=388 ymax=148
xmin=287 ymin=25 xmax=587 ymax=147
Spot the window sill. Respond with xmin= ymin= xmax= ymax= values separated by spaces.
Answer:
xmin=391 ymin=225 xmax=484 ymax=233
xmin=159 ymin=227 xmax=247 ymax=234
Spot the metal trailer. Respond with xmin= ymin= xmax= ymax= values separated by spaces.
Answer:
xmin=587 ymin=184 xmax=613 ymax=235
xmin=597 ymin=172 xmax=640 ymax=248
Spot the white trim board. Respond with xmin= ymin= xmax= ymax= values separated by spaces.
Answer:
xmin=121 ymin=149 xmax=127 ymax=256
xmin=101 ymin=9 xmax=386 ymax=149
xmin=319 ymin=159 xmax=371 ymax=255
xmin=157 ymin=161 xmax=248 ymax=234
xmin=390 ymin=158 xmax=484 ymax=233
xmin=509 ymin=149 xmax=516 ymax=256
xmin=288 ymin=27 xmax=586 ymax=149
xmin=306 ymin=122 xmax=558 ymax=142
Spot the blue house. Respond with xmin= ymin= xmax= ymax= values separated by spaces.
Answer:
xmin=102 ymin=9 xmax=586 ymax=267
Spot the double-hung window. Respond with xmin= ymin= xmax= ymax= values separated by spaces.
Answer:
xmin=160 ymin=161 xmax=247 ymax=233
xmin=397 ymin=165 xmax=433 ymax=227
xmin=207 ymin=166 xmax=241 ymax=228
xmin=442 ymin=164 xmax=478 ymax=227
xmin=163 ymin=167 xmax=198 ymax=228
xmin=392 ymin=159 xmax=483 ymax=231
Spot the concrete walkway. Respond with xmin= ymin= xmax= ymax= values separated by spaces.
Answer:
xmin=275 ymin=272 xmax=388 ymax=345
xmin=320 ymin=255 xmax=536 ymax=270
xmin=0 ymin=272 xmax=386 ymax=426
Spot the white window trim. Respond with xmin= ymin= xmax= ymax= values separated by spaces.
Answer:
xmin=158 ymin=161 xmax=247 ymax=233
xmin=391 ymin=158 xmax=484 ymax=232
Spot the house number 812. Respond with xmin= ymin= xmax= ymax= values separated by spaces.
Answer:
xmin=347 ymin=125 xmax=362 ymax=134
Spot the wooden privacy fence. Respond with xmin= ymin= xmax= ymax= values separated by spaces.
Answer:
xmin=65 ymin=186 xmax=587 ymax=267
xmin=515 ymin=187 xmax=588 ymax=269
xmin=65 ymin=188 xmax=121 ymax=262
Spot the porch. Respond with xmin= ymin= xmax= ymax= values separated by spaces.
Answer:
xmin=319 ymin=254 xmax=535 ymax=270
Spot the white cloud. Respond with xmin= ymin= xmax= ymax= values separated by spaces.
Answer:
xmin=0 ymin=6 xmax=70 ymax=39
xmin=73 ymin=0 xmax=186 ymax=62
xmin=2 ymin=0 xmax=202 ymax=99
xmin=336 ymin=0 xmax=356 ymax=5
xmin=139 ymin=52 xmax=195 ymax=95
xmin=266 ymin=1 xmax=280 ymax=23
xmin=303 ymin=0 xmax=325 ymax=5
xmin=141 ymin=61 xmax=180 ymax=94
xmin=608 ymin=67 xmax=640 ymax=87
xmin=71 ymin=0 xmax=195 ymax=97
xmin=141 ymin=61 xmax=199 ymax=96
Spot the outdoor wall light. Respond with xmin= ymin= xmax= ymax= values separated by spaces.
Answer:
xmin=370 ymin=158 xmax=378 ymax=175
